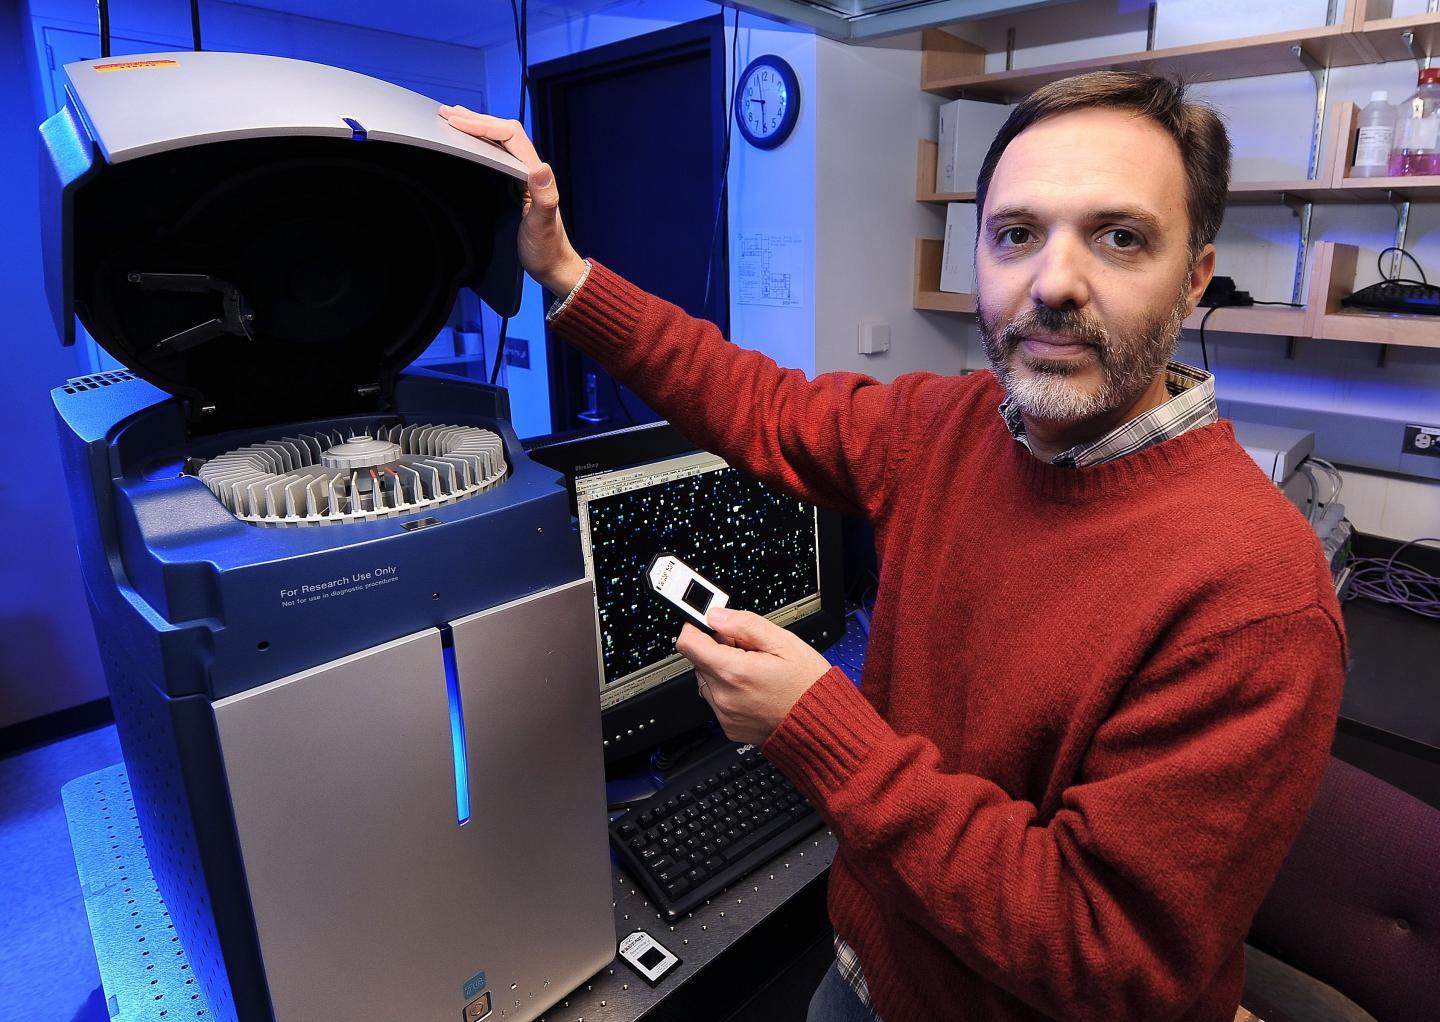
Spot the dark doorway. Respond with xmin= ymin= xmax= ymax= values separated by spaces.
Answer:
xmin=531 ymin=16 xmax=729 ymax=433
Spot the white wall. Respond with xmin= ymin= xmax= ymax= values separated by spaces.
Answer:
xmin=725 ymin=17 xmax=819 ymax=375
xmin=813 ymin=33 xmax=979 ymax=379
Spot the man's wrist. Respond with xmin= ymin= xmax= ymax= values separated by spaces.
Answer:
xmin=540 ymin=253 xmax=588 ymax=298
xmin=544 ymin=257 xmax=591 ymax=322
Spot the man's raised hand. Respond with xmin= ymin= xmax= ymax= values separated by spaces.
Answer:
xmin=438 ymin=106 xmax=587 ymax=296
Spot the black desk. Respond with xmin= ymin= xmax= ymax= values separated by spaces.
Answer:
xmin=1334 ymin=596 xmax=1440 ymax=808
xmin=1330 ymin=533 xmax=1440 ymax=808
xmin=539 ymin=835 xmax=835 ymax=1022
xmin=63 ymin=762 xmax=837 ymax=1022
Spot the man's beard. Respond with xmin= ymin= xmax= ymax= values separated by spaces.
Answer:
xmin=977 ymin=277 xmax=1190 ymax=424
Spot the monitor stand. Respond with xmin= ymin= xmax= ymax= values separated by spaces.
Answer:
xmin=604 ymin=722 xmax=735 ymax=808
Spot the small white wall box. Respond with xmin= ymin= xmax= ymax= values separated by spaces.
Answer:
xmin=858 ymin=321 xmax=891 ymax=355
xmin=940 ymin=202 xmax=979 ymax=294
xmin=936 ymin=98 xmax=1013 ymax=194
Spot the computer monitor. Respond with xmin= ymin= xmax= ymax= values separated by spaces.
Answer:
xmin=529 ymin=423 xmax=845 ymax=766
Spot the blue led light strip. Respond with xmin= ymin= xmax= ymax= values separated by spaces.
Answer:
xmin=439 ymin=625 xmax=470 ymax=825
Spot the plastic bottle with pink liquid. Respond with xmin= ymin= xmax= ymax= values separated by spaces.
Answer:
xmin=1389 ymin=68 xmax=1440 ymax=176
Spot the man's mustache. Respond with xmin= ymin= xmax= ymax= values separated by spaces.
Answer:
xmin=998 ymin=307 xmax=1109 ymax=353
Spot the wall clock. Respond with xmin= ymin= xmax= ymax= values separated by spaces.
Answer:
xmin=734 ymin=55 xmax=800 ymax=150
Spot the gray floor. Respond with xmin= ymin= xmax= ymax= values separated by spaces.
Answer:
xmin=0 ymin=725 xmax=122 ymax=1022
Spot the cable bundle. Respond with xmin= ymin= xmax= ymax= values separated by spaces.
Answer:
xmin=1296 ymin=455 xmax=1343 ymax=525
xmin=1343 ymin=538 xmax=1440 ymax=620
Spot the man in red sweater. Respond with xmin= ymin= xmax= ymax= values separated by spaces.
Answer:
xmin=441 ymin=70 xmax=1344 ymax=1022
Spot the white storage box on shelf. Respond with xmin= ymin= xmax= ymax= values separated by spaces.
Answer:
xmin=936 ymin=97 xmax=1012 ymax=194
xmin=940 ymin=202 xmax=979 ymax=294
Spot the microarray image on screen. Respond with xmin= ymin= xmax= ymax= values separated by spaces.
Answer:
xmin=585 ymin=465 xmax=818 ymax=685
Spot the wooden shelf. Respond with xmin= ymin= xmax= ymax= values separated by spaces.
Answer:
xmin=1352 ymin=14 xmax=1440 ymax=63
xmin=915 ymin=101 xmax=1440 ymax=207
xmin=915 ymin=142 xmax=1338 ymax=207
xmin=921 ymin=12 xmax=1440 ymax=101
xmin=918 ymin=173 xmax=1440 ymax=205
xmin=1226 ymin=180 xmax=1338 ymax=204
xmin=922 ymin=24 xmax=1359 ymax=100
xmin=1337 ymin=174 xmax=1440 ymax=199
xmin=916 ymin=102 xmax=1440 ymax=207
xmin=1307 ymin=240 xmax=1440 ymax=347
xmin=914 ymin=290 xmax=979 ymax=313
xmin=915 ymin=139 xmax=976 ymax=203
xmin=916 ymin=139 xmax=1332 ymax=206
xmin=910 ymin=5 xmax=1440 ymax=350
xmin=913 ymin=235 xmax=1302 ymax=333
xmin=913 ymin=238 xmax=976 ymax=312
xmin=1318 ymin=310 xmax=1440 ymax=347
xmin=1326 ymin=101 xmax=1440 ymax=198
xmin=909 ymin=236 xmax=1440 ymax=349
xmin=1183 ymin=305 xmax=1307 ymax=336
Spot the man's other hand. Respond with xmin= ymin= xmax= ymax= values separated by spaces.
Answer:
xmin=677 ymin=608 xmax=834 ymax=746
xmin=437 ymin=106 xmax=587 ymax=296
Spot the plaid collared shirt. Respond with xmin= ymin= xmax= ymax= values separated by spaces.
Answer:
xmin=832 ymin=361 xmax=1217 ymax=1020
xmin=834 ymin=933 xmax=879 ymax=1016
xmin=999 ymin=361 xmax=1217 ymax=467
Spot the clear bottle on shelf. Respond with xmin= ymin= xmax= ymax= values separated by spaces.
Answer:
xmin=1352 ymin=91 xmax=1395 ymax=178
xmin=1388 ymin=69 xmax=1440 ymax=176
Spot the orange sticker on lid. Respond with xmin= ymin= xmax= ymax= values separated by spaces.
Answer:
xmin=93 ymin=59 xmax=178 ymax=72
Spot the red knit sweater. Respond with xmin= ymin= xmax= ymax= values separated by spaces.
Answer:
xmin=552 ymin=262 xmax=1347 ymax=1022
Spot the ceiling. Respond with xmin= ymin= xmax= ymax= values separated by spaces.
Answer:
xmin=220 ymin=0 xmax=644 ymax=50
xmin=222 ymin=0 xmax=1074 ymax=47
xmin=735 ymin=0 xmax=1073 ymax=40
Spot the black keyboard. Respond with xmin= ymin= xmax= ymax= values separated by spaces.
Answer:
xmin=609 ymin=744 xmax=824 ymax=919
xmin=1342 ymin=280 xmax=1440 ymax=315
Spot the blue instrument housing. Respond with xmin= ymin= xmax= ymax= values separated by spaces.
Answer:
xmin=55 ymin=369 xmax=580 ymax=702
xmin=53 ymin=368 xmax=583 ymax=1021
xmin=42 ymin=51 xmax=573 ymax=1020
